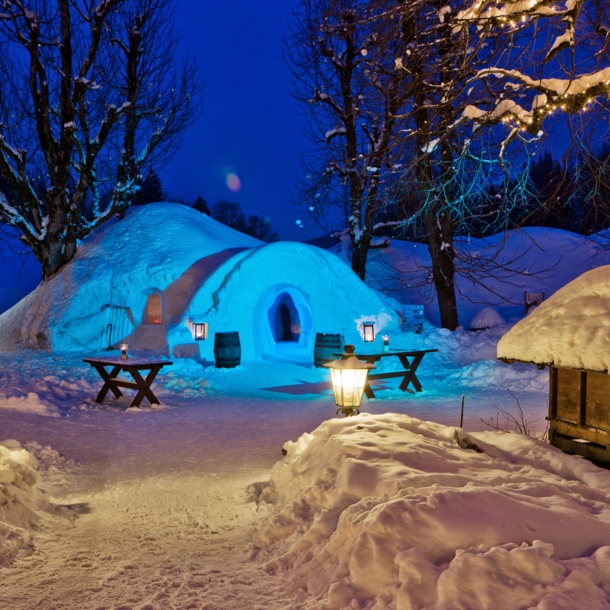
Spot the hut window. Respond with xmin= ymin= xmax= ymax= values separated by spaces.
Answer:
xmin=143 ymin=294 xmax=163 ymax=324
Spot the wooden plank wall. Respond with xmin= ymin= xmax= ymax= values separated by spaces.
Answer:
xmin=550 ymin=366 xmax=610 ymax=460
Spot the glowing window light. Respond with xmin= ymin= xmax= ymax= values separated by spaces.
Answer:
xmin=362 ymin=321 xmax=375 ymax=343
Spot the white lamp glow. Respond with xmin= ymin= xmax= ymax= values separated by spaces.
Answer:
xmin=324 ymin=345 xmax=375 ymax=416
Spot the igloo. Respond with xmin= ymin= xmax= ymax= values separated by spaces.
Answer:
xmin=0 ymin=203 xmax=399 ymax=363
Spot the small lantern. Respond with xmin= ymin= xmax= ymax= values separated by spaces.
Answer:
xmin=324 ymin=344 xmax=375 ymax=417
xmin=362 ymin=322 xmax=375 ymax=343
xmin=121 ymin=344 xmax=128 ymax=360
xmin=193 ymin=322 xmax=208 ymax=341
xmin=382 ymin=335 xmax=389 ymax=352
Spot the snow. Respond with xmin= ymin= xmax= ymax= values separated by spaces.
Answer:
xmin=0 ymin=203 xmax=399 ymax=360
xmin=0 ymin=439 xmax=70 ymax=567
xmin=470 ymin=306 xmax=505 ymax=330
xmin=498 ymin=264 xmax=610 ymax=371
xmin=331 ymin=226 xmax=610 ymax=329
xmin=4 ymin=205 xmax=610 ymax=606
xmin=255 ymin=413 xmax=610 ymax=609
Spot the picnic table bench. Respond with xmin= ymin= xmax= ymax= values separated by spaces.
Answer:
xmin=83 ymin=357 xmax=173 ymax=408
xmin=335 ymin=348 xmax=438 ymax=399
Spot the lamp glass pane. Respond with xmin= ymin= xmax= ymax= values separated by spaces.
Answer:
xmin=363 ymin=323 xmax=374 ymax=342
xmin=330 ymin=368 xmax=367 ymax=408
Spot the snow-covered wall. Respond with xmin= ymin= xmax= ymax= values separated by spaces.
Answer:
xmin=498 ymin=265 xmax=610 ymax=371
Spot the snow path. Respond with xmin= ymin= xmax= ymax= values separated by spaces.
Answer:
xmin=0 ymin=469 xmax=291 ymax=610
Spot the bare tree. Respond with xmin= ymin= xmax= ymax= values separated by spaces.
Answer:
xmin=288 ymin=0 xmax=610 ymax=330
xmin=0 ymin=0 xmax=202 ymax=279
xmin=245 ymin=215 xmax=278 ymax=243
xmin=211 ymin=200 xmax=246 ymax=231
xmin=285 ymin=0 xmax=411 ymax=281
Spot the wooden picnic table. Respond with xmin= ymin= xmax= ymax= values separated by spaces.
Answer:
xmin=83 ymin=357 xmax=173 ymax=408
xmin=334 ymin=348 xmax=438 ymax=399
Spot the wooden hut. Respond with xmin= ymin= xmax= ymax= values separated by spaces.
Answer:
xmin=497 ymin=266 xmax=610 ymax=463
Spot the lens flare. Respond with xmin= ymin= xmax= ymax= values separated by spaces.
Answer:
xmin=226 ymin=173 xmax=241 ymax=192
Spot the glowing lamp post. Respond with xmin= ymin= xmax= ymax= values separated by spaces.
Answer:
xmin=362 ymin=322 xmax=375 ymax=343
xmin=324 ymin=345 xmax=375 ymax=417
xmin=193 ymin=322 xmax=208 ymax=341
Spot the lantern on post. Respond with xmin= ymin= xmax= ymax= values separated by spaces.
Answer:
xmin=324 ymin=345 xmax=375 ymax=417
xmin=193 ymin=322 xmax=208 ymax=341
xmin=362 ymin=322 xmax=375 ymax=343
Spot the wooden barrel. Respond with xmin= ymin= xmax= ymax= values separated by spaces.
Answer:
xmin=314 ymin=333 xmax=342 ymax=368
xmin=214 ymin=332 xmax=241 ymax=368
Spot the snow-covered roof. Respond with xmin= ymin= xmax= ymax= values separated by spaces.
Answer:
xmin=497 ymin=265 xmax=610 ymax=371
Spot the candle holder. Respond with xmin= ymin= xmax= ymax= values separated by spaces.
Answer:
xmin=382 ymin=335 xmax=389 ymax=352
xmin=121 ymin=344 xmax=128 ymax=360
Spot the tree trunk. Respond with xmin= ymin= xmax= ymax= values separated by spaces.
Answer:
xmin=39 ymin=238 xmax=77 ymax=279
xmin=351 ymin=236 xmax=371 ymax=280
xmin=423 ymin=209 xmax=459 ymax=330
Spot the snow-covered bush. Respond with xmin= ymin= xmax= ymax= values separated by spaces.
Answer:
xmin=254 ymin=414 xmax=610 ymax=609
xmin=470 ymin=307 xmax=506 ymax=330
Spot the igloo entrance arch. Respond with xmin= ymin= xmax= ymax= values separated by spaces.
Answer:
xmin=255 ymin=286 xmax=313 ymax=363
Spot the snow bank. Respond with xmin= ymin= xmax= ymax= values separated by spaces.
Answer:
xmin=332 ymin=227 xmax=610 ymax=328
xmin=447 ymin=359 xmax=548 ymax=391
xmin=0 ymin=440 xmax=69 ymax=565
xmin=0 ymin=441 xmax=40 ymax=564
xmin=255 ymin=413 xmax=610 ymax=609
xmin=498 ymin=265 xmax=610 ymax=371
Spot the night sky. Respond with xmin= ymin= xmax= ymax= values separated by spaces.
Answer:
xmin=162 ymin=0 xmax=314 ymax=241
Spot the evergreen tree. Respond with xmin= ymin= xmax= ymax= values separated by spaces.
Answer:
xmin=192 ymin=196 xmax=210 ymax=215
xmin=133 ymin=170 xmax=167 ymax=206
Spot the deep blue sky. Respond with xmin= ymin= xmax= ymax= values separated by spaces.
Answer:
xmin=161 ymin=0 xmax=315 ymax=241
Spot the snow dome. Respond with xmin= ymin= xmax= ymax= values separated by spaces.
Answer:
xmin=0 ymin=203 xmax=399 ymax=362
xmin=498 ymin=265 xmax=610 ymax=372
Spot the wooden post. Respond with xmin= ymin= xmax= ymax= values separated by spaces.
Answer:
xmin=579 ymin=370 xmax=587 ymax=426
xmin=460 ymin=394 xmax=465 ymax=428
xmin=549 ymin=366 xmax=558 ymax=420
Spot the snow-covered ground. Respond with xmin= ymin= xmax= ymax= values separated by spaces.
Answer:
xmin=0 ymin=323 xmax=553 ymax=609
xmin=3 ymin=217 xmax=610 ymax=607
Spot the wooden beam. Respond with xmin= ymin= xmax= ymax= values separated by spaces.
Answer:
xmin=549 ymin=366 xmax=558 ymax=419
xmin=550 ymin=418 xmax=610 ymax=446
xmin=579 ymin=370 xmax=587 ymax=426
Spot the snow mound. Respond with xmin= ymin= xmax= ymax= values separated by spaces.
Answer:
xmin=498 ymin=265 xmax=610 ymax=371
xmin=447 ymin=359 xmax=548 ymax=391
xmin=0 ymin=440 xmax=71 ymax=565
xmin=0 ymin=203 xmax=262 ymax=354
xmin=470 ymin=307 xmax=505 ymax=330
xmin=0 ymin=442 xmax=40 ymax=564
xmin=255 ymin=413 xmax=610 ymax=609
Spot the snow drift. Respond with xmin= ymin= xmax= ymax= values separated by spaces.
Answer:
xmin=0 ymin=204 xmax=399 ymax=360
xmin=255 ymin=413 xmax=610 ymax=609
xmin=498 ymin=265 xmax=610 ymax=371
xmin=0 ymin=440 xmax=70 ymax=565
